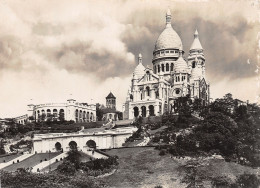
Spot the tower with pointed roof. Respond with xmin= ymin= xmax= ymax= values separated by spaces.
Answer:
xmin=123 ymin=9 xmax=210 ymax=119
xmin=106 ymin=92 xmax=116 ymax=109
xmin=188 ymin=29 xmax=210 ymax=104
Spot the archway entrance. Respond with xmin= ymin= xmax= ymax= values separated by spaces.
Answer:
xmin=149 ymin=105 xmax=155 ymax=116
xmin=86 ymin=140 xmax=96 ymax=149
xmin=141 ymin=106 xmax=146 ymax=117
xmin=69 ymin=141 xmax=77 ymax=150
xmin=55 ymin=142 xmax=62 ymax=151
xmin=133 ymin=107 xmax=139 ymax=117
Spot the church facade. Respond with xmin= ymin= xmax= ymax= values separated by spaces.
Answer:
xmin=123 ymin=9 xmax=210 ymax=119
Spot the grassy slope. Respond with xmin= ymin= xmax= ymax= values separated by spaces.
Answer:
xmin=103 ymin=147 xmax=187 ymax=188
xmin=102 ymin=147 xmax=260 ymax=188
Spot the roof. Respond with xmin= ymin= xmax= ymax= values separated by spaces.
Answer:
xmin=154 ymin=9 xmax=183 ymax=51
xmin=106 ymin=92 xmax=116 ymax=99
xmin=190 ymin=29 xmax=203 ymax=51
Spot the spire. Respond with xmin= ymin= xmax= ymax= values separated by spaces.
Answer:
xmin=166 ymin=8 xmax=172 ymax=28
xmin=194 ymin=29 xmax=199 ymax=38
xmin=190 ymin=29 xmax=203 ymax=51
xmin=138 ymin=53 xmax=142 ymax=64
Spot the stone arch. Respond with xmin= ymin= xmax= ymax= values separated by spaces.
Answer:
xmin=59 ymin=109 xmax=65 ymax=121
xmin=133 ymin=107 xmax=139 ymax=117
xmin=55 ymin=142 xmax=62 ymax=151
xmin=141 ymin=106 xmax=146 ymax=117
xmin=69 ymin=141 xmax=78 ymax=150
xmin=86 ymin=140 xmax=96 ymax=149
xmin=53 ymin=109 xmax=58 ymax=119
xmin=149 ymin=105 xmax=155 ymax=116
xmin=47 ymin=109 xmax=51 ymax=117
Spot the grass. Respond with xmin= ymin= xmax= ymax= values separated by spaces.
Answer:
xmin=102 ymin=147 xmax=187 ymax=188
xmin=3 ymin=152 xmax=61 ymax=172
xmin=0 ymin=153 xmax=22 ymax=163
xmin=101 ymin=147 xmax=260 ymax=188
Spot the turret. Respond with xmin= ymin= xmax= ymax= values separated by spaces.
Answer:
xmin=188 ymin=29 xmax=205 ymax=81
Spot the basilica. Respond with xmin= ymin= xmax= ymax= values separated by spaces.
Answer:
xmin=123 ymin=9 xmax=210 ymax=119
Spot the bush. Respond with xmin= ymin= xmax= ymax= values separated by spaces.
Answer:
xmin=159 ymin=149 xmax=166 ymax=156
xmin=57 ymin=160 xmax=76 ymax=176
xmin=236 ymin=173 xmax=260 ymax=188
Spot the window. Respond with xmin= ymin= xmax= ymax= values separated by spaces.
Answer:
xmin=166 ymin=63 xmax=169 ymax=71
xmin=160 ymin=51 xmax=164 ymax=54
xmin=146 ymin=86 xmax=150 ymax=97
xmin=162 ymin=64 xmax=165 ymax=72
xmin=192 ymin=61 xmax=196 ymax=68
xmin=176 ymin=89 xmax=180 ymax=94
xmin=170 ymin=50 xmax=174 ymax=53
xmin=158 ymin=65 xmax=160 ymax=73
xmin=166 ymin=51 xmax=169 ymax=53
xmin=171 ymin=63 xmax=174 ymax=71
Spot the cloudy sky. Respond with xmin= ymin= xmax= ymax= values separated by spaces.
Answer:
xmin=0 ymin=0 xmax=259 ymax=117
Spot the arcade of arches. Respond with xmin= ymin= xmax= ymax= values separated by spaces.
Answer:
xmin=133 ymin=105 xmax=155 ymax=117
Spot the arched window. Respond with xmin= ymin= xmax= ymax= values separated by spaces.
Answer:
xmin=141 ymin=93 xmax=143 ymax=100
xmin=171 ymin=63 xmax=174 ymax=71
xmin=161 ymin=64 xmax=165 ymax=72
xmin=47 ymin=109 xmax=51 ymax=117
xmin=192 ymin=61 xmax=196 ymax=68
xmin=53 ymin=109 xmax=58 ymax=118
xmin=158 ymin=65 xmax=160 ymax=73
xmin=146 ymin=86 xmax=150 ymax=97
xmin=133 ymin=107 xmax=139 ymax=117
xmin=166 ymin=63 xmax=169 ymax=71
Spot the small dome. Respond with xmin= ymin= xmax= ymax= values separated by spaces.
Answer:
xmin=174 ymin=56 xmax=188 ymax=72
xmin=134 ymin=63 xmax=145 ymax=78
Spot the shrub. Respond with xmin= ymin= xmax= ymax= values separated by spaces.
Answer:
xmin=159 ymin=149 xmax=166 ymax=156
xmin=236 ymin=173 xmax=260 ymax=188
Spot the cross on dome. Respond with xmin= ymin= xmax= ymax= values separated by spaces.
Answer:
xmin=138 ymin=53 xmax=142 ymax=64
xmin=166 ymin=8 xmax=172 ymax=28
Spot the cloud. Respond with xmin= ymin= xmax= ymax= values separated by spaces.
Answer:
xmin=0 ymin=0 xmax=258 ymax=117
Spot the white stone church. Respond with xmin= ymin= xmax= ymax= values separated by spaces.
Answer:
xmin=123 ymin=9 xmax=210 ymax=119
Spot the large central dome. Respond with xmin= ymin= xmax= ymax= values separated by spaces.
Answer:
xmin=154 ymin=9 xmax=183 ymax=51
